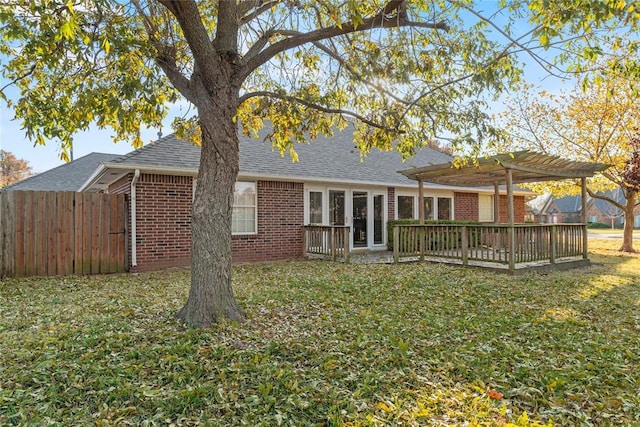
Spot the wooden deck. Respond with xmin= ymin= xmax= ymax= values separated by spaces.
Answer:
xmin=303 ymin=223 xmax=591 ymax=274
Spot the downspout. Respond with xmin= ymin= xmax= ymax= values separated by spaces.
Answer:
xmin=130 ymin=169 xmax=140 ymax=267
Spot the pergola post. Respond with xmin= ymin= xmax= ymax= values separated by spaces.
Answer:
xmin=506 ymin=168 xmax=515 ymax=271
xmin=418 ymin=179 xmax=425 ymax=260
xmin=493 ymin=181 xmax=500 ymax=224
xmin=418 ymin=179 xmax=425 ymax=225
xmin=581 ymin=177 xmax=588 ymax=259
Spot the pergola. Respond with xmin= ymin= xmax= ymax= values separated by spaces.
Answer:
xmin=399 ymin=150 xmax=610 ymax=225
xmin=394 ymin=150 xmax=611 ymax=272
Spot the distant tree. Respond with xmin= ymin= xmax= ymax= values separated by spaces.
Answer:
xmin=0 ymin=150 xmax=32 ymax=188
xmin=501 ymin=79 xmax=640 ymax=252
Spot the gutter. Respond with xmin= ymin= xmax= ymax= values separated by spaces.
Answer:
xmin=130 ymin=169 xmax=140 ymax=267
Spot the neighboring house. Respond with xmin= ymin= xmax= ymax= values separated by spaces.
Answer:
xmin=527 ymin=190 xmax=640 ymax=227
xmin=2 ymin=153 xmax=118 ymax=191
xmin=7 ymin=127 xmax=529 ymax=272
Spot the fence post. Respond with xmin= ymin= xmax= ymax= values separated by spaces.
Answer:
xmin=461 ymin=225 xmax=469 ymax=266
xmin=343 ymin=226 xmax=350 ymax=263
xmin=550 ymin=225 xmax=557 ymax=264
xmin=419 ymin=226 xmax=425 ymax=261
xmin=393 ymin=226 xmax=399 ymax=263
xmin=0 ymin=191 xmax=17 ymax=278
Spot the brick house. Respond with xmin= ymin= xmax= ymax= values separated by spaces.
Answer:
xmin=7 ymin=127 xmax=529 ymax=272
xmin=528 ymin=191 xmax=640 ymax=227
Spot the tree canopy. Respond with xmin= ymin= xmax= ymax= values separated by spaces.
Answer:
xmin=500 ymin=77 xmax=640 ymax=251
xmin=0 ymin=150 xmax=32 ymax=188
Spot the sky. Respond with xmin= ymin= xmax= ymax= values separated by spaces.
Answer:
xmin=0 ymin=93 xmax=180 ymax=174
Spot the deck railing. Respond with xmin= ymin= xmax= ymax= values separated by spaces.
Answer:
xmin=393 ymin=223 xmax=587 ymax=270
xmin=303 ymin=225 xmax=350 ymax=262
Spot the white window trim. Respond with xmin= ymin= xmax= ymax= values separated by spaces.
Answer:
xmin=372 ymin=191 xmax=387 ymax=247
xmin=305 ymin=188 xmax=325 ymax=225
xmin=395 ymin=193 xmax=417 ymax=220
xmin=436 ymin=196 xmax=454 ymax=220
xmin=478 ymin=194 xmax=494 ymax=222
xmin=232 ymin=181 xmax=258 ymax=236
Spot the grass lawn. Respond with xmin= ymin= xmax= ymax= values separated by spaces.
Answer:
xmin=1 ymin=239 xmax=639 ymax=426
xmin=588 ymin=228 xmax=640 ymax=237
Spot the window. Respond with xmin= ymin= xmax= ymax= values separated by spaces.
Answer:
xmin=232 ymin=181 xmax=256 ymax=234
xmin=589 ymin=215 xmax=599 ymax=223
xmin=397 ymin=195 xmax=415 ymax=219
xmin=374 ymin=194 xmax=384 ymax=244
xmin=424 ymin=197 xmax=434 ymax=220
xmin=309 ymin=191 xmax=323 ymax=224
xmin=329 ymin=190 xmax=345 ymax=225
xmin=437 ymin=197 xmax=452 ymax=220
xmin=478 ymin=194 xmax=494 ymax=222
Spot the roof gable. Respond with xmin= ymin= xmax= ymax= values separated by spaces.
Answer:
xmin=2 ymin=152 xmax=118 ymax=192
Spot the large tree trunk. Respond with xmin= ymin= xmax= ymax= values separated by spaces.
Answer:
xmin=176 ymin=77 xmax=245 ymax=327
xmin=620 ymin=190 xmax=637 ymax=253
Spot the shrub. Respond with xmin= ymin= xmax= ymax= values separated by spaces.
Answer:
xmin=587 ymin=222 xmax=611 ymax=229
xmin=387 ymin=219 xmax=481 ymax=251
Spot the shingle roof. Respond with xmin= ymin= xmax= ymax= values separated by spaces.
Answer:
xmin=552 ymin=195 xmax=582 ymax=213
xmin=3 ymin=152 xmax=118 ymax=192
xmin=592 ymin=189 xmax=624 ymax=216
xmin=527 ymin=193 xmax=552 ymax=214
xmin=105 ymin=125 xmax=455 ymax=188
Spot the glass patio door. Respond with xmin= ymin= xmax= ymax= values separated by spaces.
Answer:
xmin=329 ymin=190 xmax=345 ymax=226
xmin=352 ymin=191 xmax=368 ymax=247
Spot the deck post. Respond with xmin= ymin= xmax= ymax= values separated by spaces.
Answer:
xmin=302 ymin=226 xmax=307 ymax=258
xmin=550 ymin=225 xmax=557 ymax=264
xmin=343 ymin=226 xmax=350 ymax=263
xmin=393 ymin=226 xmax=399 ymax=263
xmin=581 ymin=177 xmax=588 ymax=259
xmin=493 ymin=181 xmax=500 ymax=224
xmin=418 ymin=179 xmax=425 ymax=225
xmin=461 ymin=225 xmax=469 ymax=266
xmin=419 ymin=226 xmax=425 ymax=261
xmin=506 ymin=168 xmax=515 ymax=271
xmin=331 ymin=227 xmax=337 ymax=262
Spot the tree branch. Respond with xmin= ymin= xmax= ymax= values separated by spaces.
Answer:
xmin=214 ymin=0 xmax=238 ymax=54
xmin=131 ymin=0 xmax=194 ymax=102
xmin=0 ymin=64 xmax=37 ymax=94
xmin=155 ymin=0 xmax=221 ymax=89
xmin=239 ymin=0 xmax=282 ymax=25
xmin=310 ymin=39 xmax=411 ymax=105
xmin=238 ymin=0 xmax=449 ymax=80
xmin=239 ymin=90 xmax=405 ymax=133
xmin=586 ymin=187 xmax=626 ymax=211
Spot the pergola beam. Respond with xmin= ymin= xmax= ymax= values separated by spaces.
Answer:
xmin=498 ymin=161 xmax=595 ymax=179
xmin=399 ymin=150 xmax=611 ymax=188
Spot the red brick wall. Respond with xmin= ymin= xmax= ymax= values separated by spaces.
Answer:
xmin=231 ymin=180 xmax=304 ymax=263
xmin=387 ymin=187 xmax=395 ymax=220
xmin=107 ymin=175 xmax=304 ymax=271
xmin=109 ymin=174 xmax=132 ymax=196
xmin=132 ymin=174 xmax=193 ymax=272
xmin=454 ymin=192 xmax=478 ymax=221
xmin=498 ymin=195 xmax=525 ymax=223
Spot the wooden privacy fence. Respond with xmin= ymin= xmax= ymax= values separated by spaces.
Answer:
xmin=0 ymin=191 xmax=128 ymax=278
